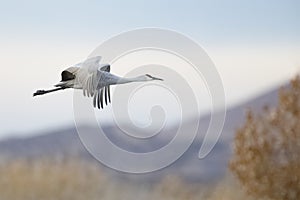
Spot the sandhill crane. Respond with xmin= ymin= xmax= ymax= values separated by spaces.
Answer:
xmin=33 ymin=56 xmax=163 ymax=109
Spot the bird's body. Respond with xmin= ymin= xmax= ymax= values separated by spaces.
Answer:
xmin=33 ymin=56 xmax=163 ymax=109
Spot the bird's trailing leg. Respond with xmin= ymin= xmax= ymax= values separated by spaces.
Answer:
xmin=33 ymin=87 xmax=65 ymax=97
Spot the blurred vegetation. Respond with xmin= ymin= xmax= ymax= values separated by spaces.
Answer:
xmin=230 ymin=76 xmax=300 ymax=200
xmin=0 ymin=157 xmax=252 ymax=200
xmin=0 ymin=158 xmax=106 ymax=200
xmin=0 ymin=158 xmax=212 ymax=200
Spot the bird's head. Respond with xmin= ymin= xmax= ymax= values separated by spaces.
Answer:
xmin=144 ymin=74 xmax=164 ymax=81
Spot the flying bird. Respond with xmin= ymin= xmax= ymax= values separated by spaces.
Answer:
xmin=33 ymin=56 xmax=163 ymax=109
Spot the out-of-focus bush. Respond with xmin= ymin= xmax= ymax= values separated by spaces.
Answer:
xmin=230 ymin=76 xmax=300 ymax=200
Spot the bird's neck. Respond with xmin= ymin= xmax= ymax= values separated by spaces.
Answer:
xmin=116 ymin=76 xmax=146 ymax=84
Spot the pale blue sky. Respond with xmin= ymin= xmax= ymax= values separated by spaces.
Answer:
xmin=0 ymin=0 xmax=299 ymax=138
xmin=1 ymin=0 xmax=299 ymax=44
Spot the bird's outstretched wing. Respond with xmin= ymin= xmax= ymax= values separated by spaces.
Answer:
xmin=83 ymin=56 xmax=102 ymax=72
xmin=92 ymin=64 xmax=111 ymax=109
xmin=99 ymin=64 xmax=111 ymax=105
xmin=78 ymin=56 xmax=104 ymax=97
xmin=99 ymin=64 xmax=110 ymax=72
xmin=77 ymin=56 xmax=111 ymax=109
xmin=93 ymin=88 xmax=105 ymax=109
xmin=75 ymin=56 xmax=102 ymax=97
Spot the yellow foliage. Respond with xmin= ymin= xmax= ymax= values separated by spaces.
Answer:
xmin=230 ymin=76 xmax=300 ymax=200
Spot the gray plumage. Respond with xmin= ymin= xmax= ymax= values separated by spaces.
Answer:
xmin=33 ymin=56 xmax=163 ymax=109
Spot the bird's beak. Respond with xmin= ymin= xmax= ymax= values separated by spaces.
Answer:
xmin=152 ymin=76 xmax=164 ymax=81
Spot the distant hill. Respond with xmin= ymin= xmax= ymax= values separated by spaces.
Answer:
xmin=0 ymin=84 xmax=281 ymax=183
